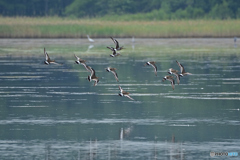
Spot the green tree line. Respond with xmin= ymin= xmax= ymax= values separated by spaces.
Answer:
xmin=0 ymin=0 xmax=240 ymax=20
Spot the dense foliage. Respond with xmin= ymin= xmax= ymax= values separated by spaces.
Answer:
xmin=0 ymin=0 xmax=240 ymax=20
xmin=0 ymin=0 xmax=74 ymax=16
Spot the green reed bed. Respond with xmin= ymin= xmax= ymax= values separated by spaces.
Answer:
xmin=0 ymin=17 xmax=240 ymax=38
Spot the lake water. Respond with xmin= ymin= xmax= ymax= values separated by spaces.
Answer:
xmin=0 ymin=38 xmax=239 ymax=159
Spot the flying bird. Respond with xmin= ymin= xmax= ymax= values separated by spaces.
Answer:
xmin=106 ymin=67 xmax=119 ymax=82
xmin=44 ymin=48 xmax=61 ymax=65
xmin=144 ymin=61 xmax=157 ymax=76
xmin=74 ymin=54 xmax=91 ymax=72
xmin=87 ymin=66 xmax=99 ymax=86
xmin=168 ymin=68 xmax=180 ymax=85
xmin=109 ymin=37 xmax=124 ymax=51
xmin=176 ymin=60 xmax=192 ymax=77
xmin=162 ymin=75 xmax=175 ymax=90
xmin=118 ymin=86 xmax=134 ymax=100
xmin=74 ymin=54 xmax=86 ymax=64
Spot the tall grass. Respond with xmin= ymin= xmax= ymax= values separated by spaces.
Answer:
xmin=0 ymin=17 xmax=240 ymax=38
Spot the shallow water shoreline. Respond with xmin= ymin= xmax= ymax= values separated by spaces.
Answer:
xmin=0 ymin=38 xmax=239 ymax=57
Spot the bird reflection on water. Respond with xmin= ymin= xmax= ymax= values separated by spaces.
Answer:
xmin=43 ymin=135 xmax=185 ymax=160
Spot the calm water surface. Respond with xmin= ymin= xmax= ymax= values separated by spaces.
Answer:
xmin=0 ymin=38 xmax=240 ymax=159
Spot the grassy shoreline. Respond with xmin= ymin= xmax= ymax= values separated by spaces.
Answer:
xmin=0 ymin=17 xmax=240 ymax=38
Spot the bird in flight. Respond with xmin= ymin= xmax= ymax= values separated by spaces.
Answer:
xmin=168 ymin=68 xmax=180 ymax=85
xmin=106 ymin=67 xmax=119 ymax=82
xmin=162 ymin=75 xmax=175 ymax=90
xmin=144 ymin=61 xmax=157 ymax=76
xmin=176 ymin=60 xmax=192 ymax=77
xmin=87 ymin=66 xmax=99 ymax=86
xmin=44 ymin=48 xmax=61 ymax=65
xmin=109 ymin=37 xmax=124 ymax=51
xmin=74 ymin=54 xmax=91 ymax=72
xmin=118 ymin=86 xmax=134 ymax=100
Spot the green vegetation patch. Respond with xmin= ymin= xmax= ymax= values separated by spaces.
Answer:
xmin=0 ymin=17 xmax=240 ymax=38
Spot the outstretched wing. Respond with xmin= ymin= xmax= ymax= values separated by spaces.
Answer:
xmin=149 ymin=62 xmax=157 ymax=76
xmin=44 ymin=48 xmax=49 ymax=61
xmin=111 ymin=70 xmax=119 ymax=82
xmin=90 ymin=67 xmax=96 ymax=77
xmin=50 ymin=61 xmax=62 ymax=65
xmin=118 ymin=86 xmax=123 ymax=93
xmin=74 ymin=54 xmax=80 ymax=61
xmin=93 ymin=79 xmax=99 ymax=86
xmin=114 ymin=39 xmax=120 ymax=49
xmin=82 ymin=63 xmax=92 ymax=73
xmin=110 ymin=37 xmax=120 ymax=49
xmin=173 ymin=72 xmax=180 ymax=85
xmin=107 ymin=46 xmax=115 ymax=51
xmin=110 ymin=37 xmax=117 ymax=45
xmin=170 ymin=79 xmax=175 ymax=90
xmin=125 ymin=94 xmax=134 ymax=101
xmin=176 ymin=60 xmax=185 ymax=74
xmin=87 ymin=66 xmax=94 ymax=77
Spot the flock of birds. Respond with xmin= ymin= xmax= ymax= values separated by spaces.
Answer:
xmin=43 ymin=36 xmax=192 ymax=101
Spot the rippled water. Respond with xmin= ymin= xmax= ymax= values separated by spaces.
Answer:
xmin=0 ymin=38 xmax=240 ymax=159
